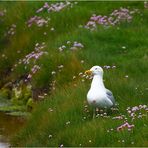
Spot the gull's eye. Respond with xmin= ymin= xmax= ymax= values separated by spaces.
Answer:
xmin=95 ymin=68 xmax=98 ymax=70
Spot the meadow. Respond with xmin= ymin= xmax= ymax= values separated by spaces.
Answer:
xmin=0 ymin=1 xmax=148 ymax=147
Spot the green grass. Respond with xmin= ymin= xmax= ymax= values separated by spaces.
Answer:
xmin=0 ymin=1 xmax=148 ymax=147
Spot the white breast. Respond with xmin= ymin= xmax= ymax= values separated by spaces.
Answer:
xmin=87 ymin=75 xmax=113 ymax=108
xmin=87 ymin=88 xmax=113 ymax=108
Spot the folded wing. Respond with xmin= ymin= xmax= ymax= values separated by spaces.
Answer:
xmin=106 ymin=89 xmax=115 ymax=106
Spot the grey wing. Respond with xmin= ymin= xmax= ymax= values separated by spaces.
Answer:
xmin=106 ymin=89 xmax=115 ymax=105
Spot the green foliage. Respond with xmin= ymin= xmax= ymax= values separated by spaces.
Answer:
xmin=7 ymin=111 xmax=30 ymax=116
xmin=0 ymin=88 xmax=11 ymax=100
xmin=26 ymin=98 xmax=34 ymax=109
xmin=10 ymin=83 xmax=32 ymax=105
xmin=11 ymin=83 xmax=148 ymax=147
xmin=0 ymin=105 xmax=26 ymax=112
xmin=0 ymin=1 xmax=147 ymax=147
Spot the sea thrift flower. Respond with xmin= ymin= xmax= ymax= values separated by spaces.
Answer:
xmin=73 ymin=76 xmax=76 ymax=79
xmin=78 ymin=72 xmax=83 ymax=76
xmin=51 ymin=71 xmax=56 ymax=75
xmin=48 ymin=108 xmax=53 ymax=112
xmin=27 ymin=16 xmax=48 ymax=27
xmin=66 ymin=121 xmax=71 ymax=125
xmin=31 ymin=65 xmax=40 ymax=74
xmin=67 ymin=41 xmax=71 ymax=44
xmin=59 ymin=47 xmax=63 ymax=52
xmin=6 ymin=24 xmax=16 ymax=36
xmin=122 ymin=46 xmax=126 ymax=49
xmin=81 ymin=60 xmax=84 ymax=64
xmin=61 ymin=45 xmax=66 ymax=49
xmin=117 ymin=122 xmax=134 ymax=131
xmin=144 ymin=1 xmax=148 ymax=8
xmin=38 ymin=95 xmax=44 ymax=99
xmin=36 ymin=7 xmax=44 ymax=13
xmin=58 ymin=65 xmax=64 ymax=69
xmin=27 ymin=74 xmax=32 ymax=79
xmin=104 ymin=65 xmax=111 ymax=69
xmin=14 ymin=43 xmax=48 ymax=81
xmin=73 ymin=41 xmax=84 ymax=48
xmin=112 ymin=65 xmax=116 ymax=68
xmin=60 ymin=144 xmax=64 ymax=147
xmin=83 ymin=116 xmax=86 ymax=120
xmin=131 ymin=141 xmax=134 ymax=145
xmin=50 ymin=27 xmax=55 ymax=31
xmin=43 ymin=2 xmax=49 ymax=8
xmin=26 ymin=65 xmax=40 ymax=80
xmin=70 ymin=47 xmax=77 ymax=51
xmin=85 ymin=7 xmax=139 ymax=30
xmin=48 ymin=134 xmax=52 ymax=138
xmin=131 ymin=106 xmax=139 ymax=112
xmin=122 ymin=140 xmax=125 ymax=143
xmin=112 ymin=115 xmax=124 ymax=120
xmin=89 ymin=140 xmax=92 ymax=143
xmin=36 ymin=1 xmax=76 ymax=14
xmin=58 ymin=41 xmax=84 ymax=52
xmin=20 ymin=43 xmax=47 ymax=65
xmin=128 ymin=110 xmax=131 ymax=114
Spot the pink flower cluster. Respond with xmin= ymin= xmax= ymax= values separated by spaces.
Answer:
xmin=31 ymin=64 xmax=40 ymax=73
xmin=49 ymin=80 xmax=56 ymax=91
xmin=127 ymin=104 xmax=147 ymax=121
xmin=112 ymin=115 xmax=125 ymax=120
xmin=85 ymin=7 xmax=139 ymax=30
xmin=27 ymin=16 xmax=48 ymax=27
xmin=27 ymin=65 xmax=40 ymax=79
xmin=114 ymin=104 xmax=147 ymax=132
xmin=110 ymin=8 xmax=138 ymax=23
xmin=58 ymin=41 xmax=84 ymax=52
xmin=103 ymin=65 xmax=116 ymax=69
xmin=0 ymin=9 xmax=6 ymax=17
xmin=117 ymin=121 xmax=134 ymax=131
xmin=12 ymin=43 xmax=48 ymax=81
xmin=5 ymin=24 xmax=16 ymax=36
xmin=73 ymin=42 xmax=84 ymax=48
xmin=36 ymin=1 xmax=75 ymax=14
xmin=20 ymin=43 xmax=48 ymax=65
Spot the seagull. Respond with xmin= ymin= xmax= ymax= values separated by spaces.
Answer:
xmin=85 ymin=66 xmax=115 ymax=118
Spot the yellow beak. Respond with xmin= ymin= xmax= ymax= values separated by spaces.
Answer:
xmin=85 ymin=70 xmax=92 ymax=75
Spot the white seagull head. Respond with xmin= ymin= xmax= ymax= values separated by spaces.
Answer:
xmin=85 ymin=65 xmax=103 ymax=77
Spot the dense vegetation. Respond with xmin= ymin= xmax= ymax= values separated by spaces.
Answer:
xmin=0 ymin=1 xmax=148 ymax=147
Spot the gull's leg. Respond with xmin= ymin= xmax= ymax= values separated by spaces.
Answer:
xmin=104 ymin=107 xmax=107 ymax=115
xmin=96 ymin=108 xmax=99 ymax=115
xmin=93 ymin=108 xmax=96 ymax=119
